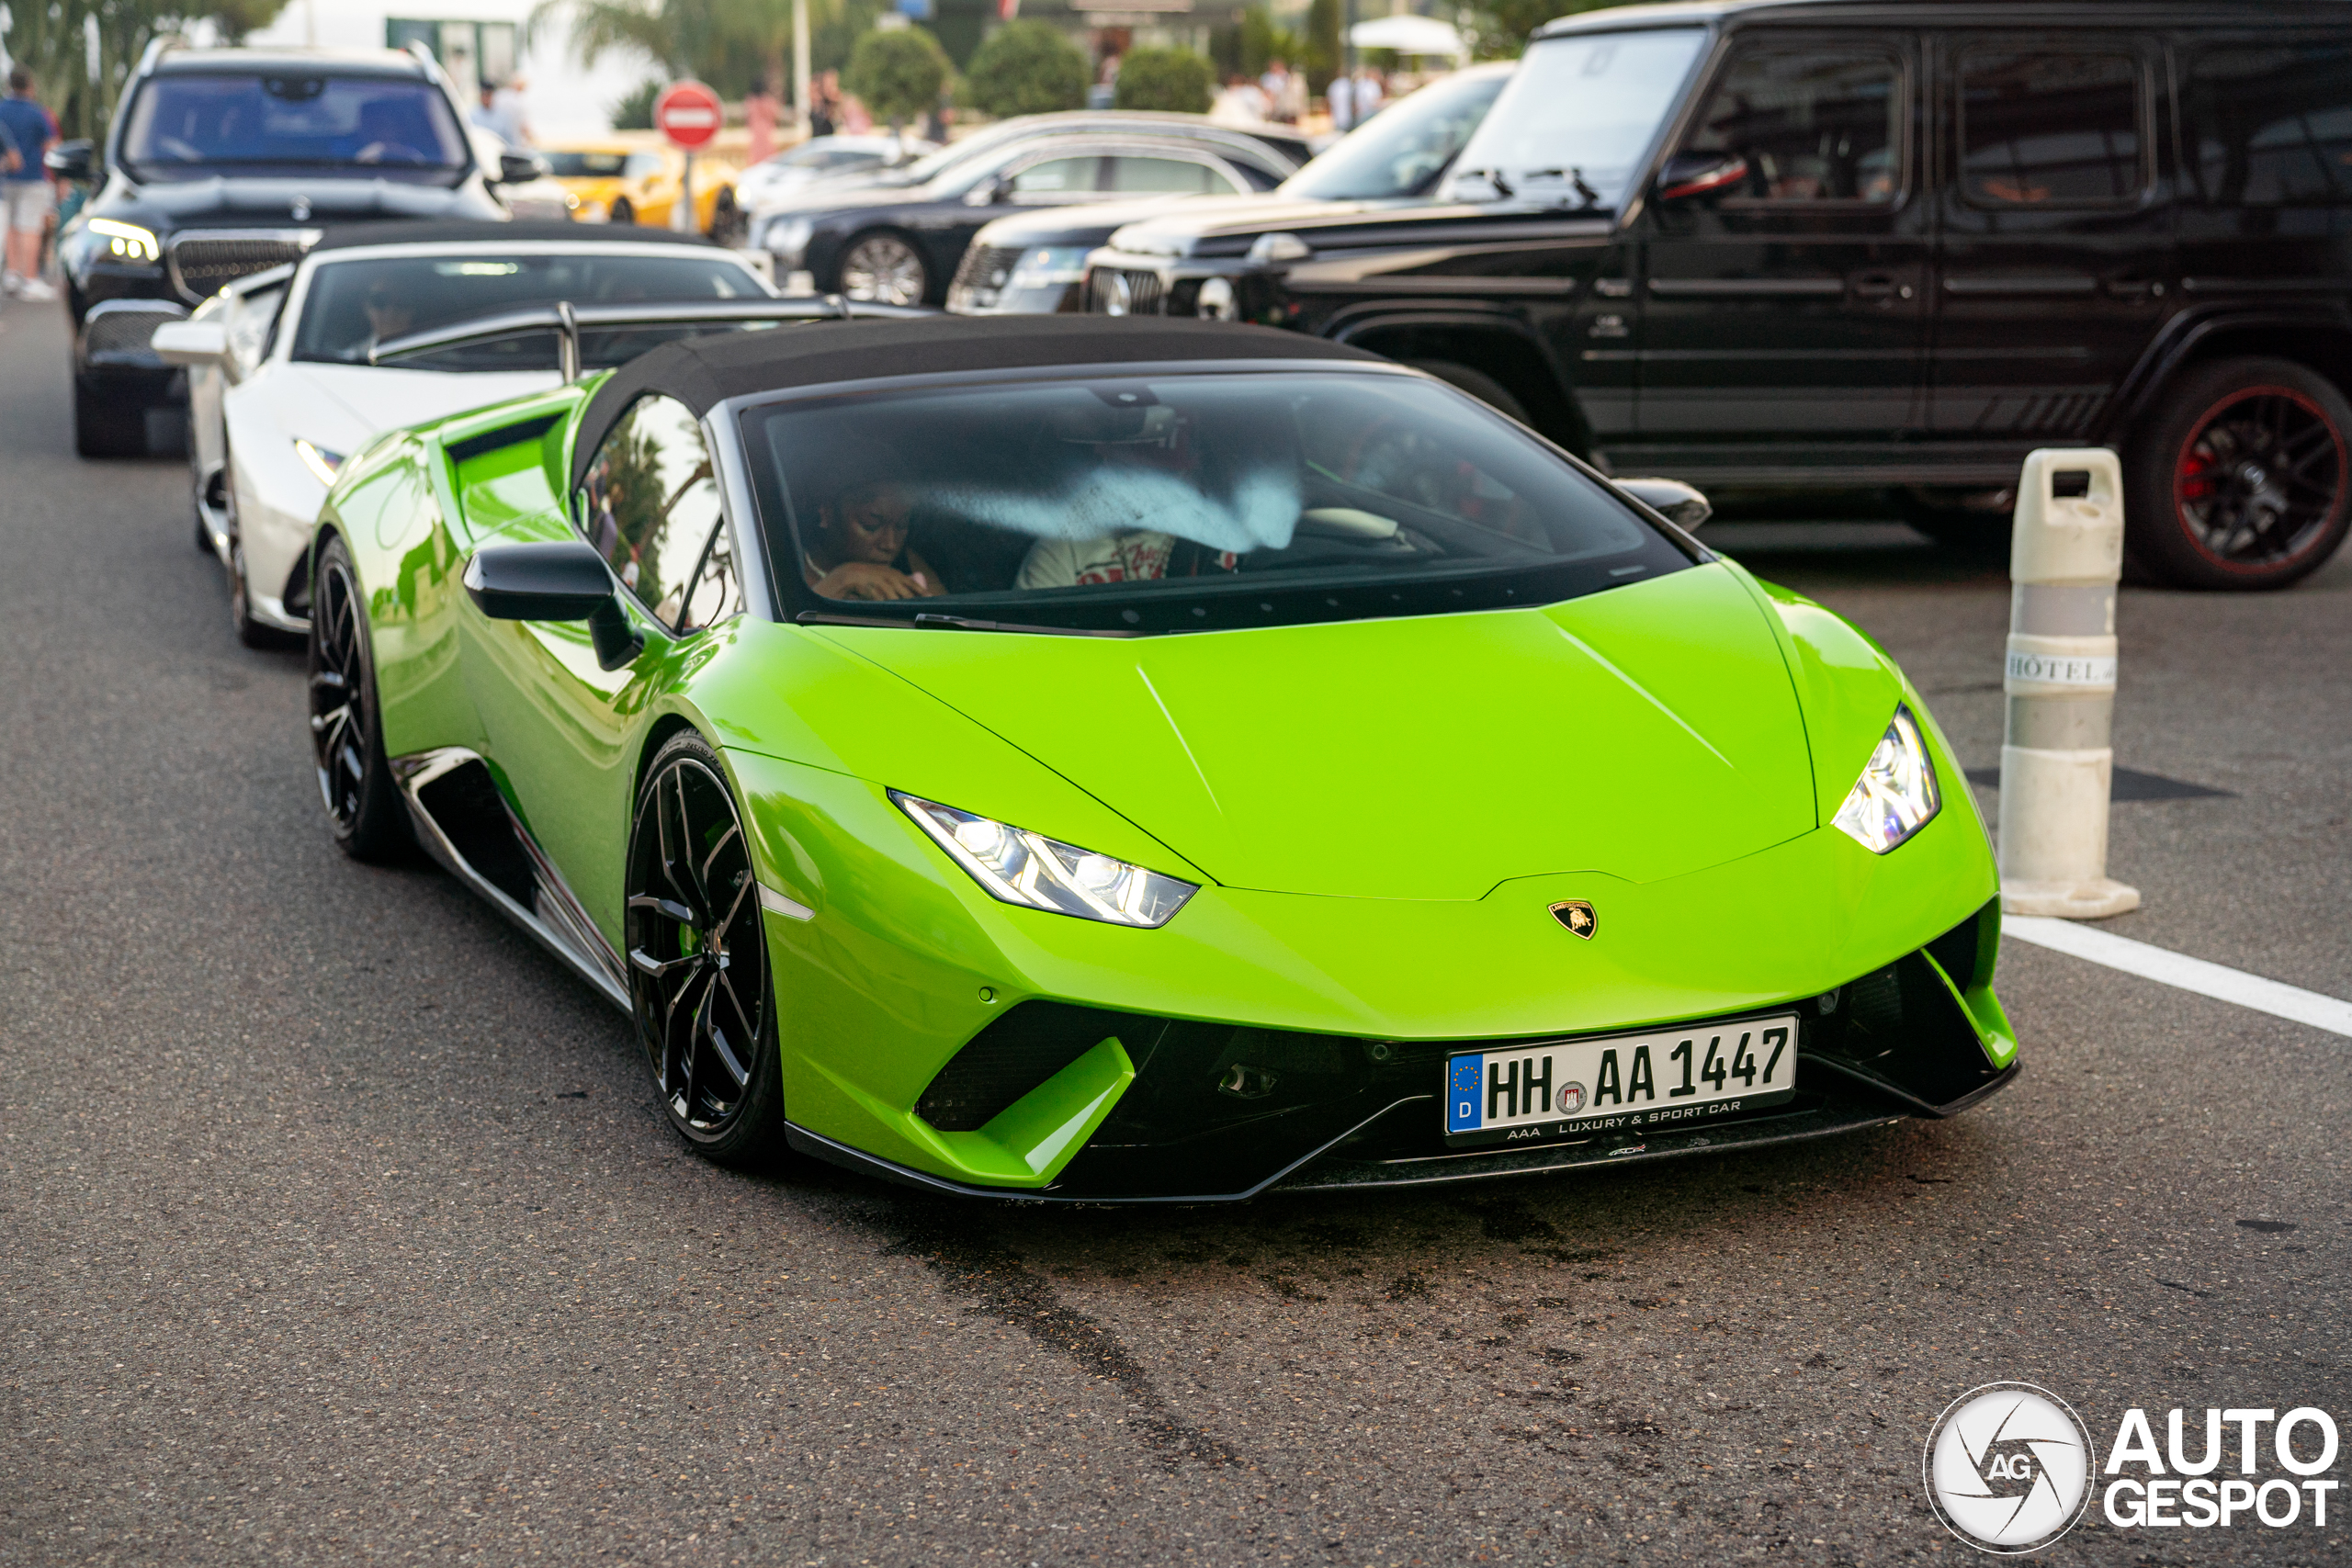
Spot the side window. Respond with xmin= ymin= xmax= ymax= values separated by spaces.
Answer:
xmin=573 ymin=394 xmax=732 ymax=632
xmin=1675 ymin=50 xmax=1901 ymax=203
xmin=2182 ymin=45 xmax=2352 ymax=207
xmin=1106 ymin=156 xmax=1232 ymax=195
xmin=1959 ymin=51 xmax=2145 ymax=207
xmin=1009 ymin=155 xmax=1100 ymax=195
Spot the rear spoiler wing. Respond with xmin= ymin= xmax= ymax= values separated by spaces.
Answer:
xmin=370 ymin=298 xmax=934 ymax=380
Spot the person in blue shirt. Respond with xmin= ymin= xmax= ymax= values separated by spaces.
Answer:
xmin=0 ymin=66 xmax=60 ymax=301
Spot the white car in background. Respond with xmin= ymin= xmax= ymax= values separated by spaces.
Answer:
xmin=152 ymin=222 xmax=782 ymax=646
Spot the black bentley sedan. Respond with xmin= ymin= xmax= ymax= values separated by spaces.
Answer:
xmin=747 ymin=113 xmax=1310 ymax=307
xmin=51 ymin=39 xmax=529 ymax=457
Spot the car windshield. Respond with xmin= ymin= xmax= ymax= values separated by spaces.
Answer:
xmin=541 ymin=150 xmax=628 ymax=177
xmin=748 ymin=370 xmax=1689 ymax=634
xmin=1282 ymin=69 xmax=1510 ymax=200
xmin=1440 ymin=28 xmax=1707 ymax=209
xmin=121 ymin=72 xmax=469 ymax=182
xmin=881 ymin=120 xmax=1042 ymax=187
xmin=292 ymin=252 xmax=762 ymax=367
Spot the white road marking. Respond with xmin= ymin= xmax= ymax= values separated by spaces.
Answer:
xmin=2004 ymin=915 xmax=2352 ymax=1039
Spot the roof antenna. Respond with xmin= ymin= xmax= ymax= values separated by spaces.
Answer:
xmin=556 ymin=299 xmax=580 ymax=384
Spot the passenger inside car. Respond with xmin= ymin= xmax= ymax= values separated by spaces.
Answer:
xmin=801 ymin=469 xmax=946 ymax=602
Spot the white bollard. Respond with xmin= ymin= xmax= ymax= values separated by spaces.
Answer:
xmin=1998 ymin=448 xmax=2141 ymax=919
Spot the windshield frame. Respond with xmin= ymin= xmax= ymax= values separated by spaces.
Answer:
xmin=730 ymin=359 xmax=1703 ymax=637
xmin=1438 ymin=25 xmax=1713 ymax=215
xmin=117 ymin=68 xmax=474 ymax=186
xmin=278 ymin=242 xmax=770 ymax=367
xmin=1278 ymin=64 xmax=1513 ymax=202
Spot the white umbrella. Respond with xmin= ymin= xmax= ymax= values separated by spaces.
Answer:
xmin=1347 ymin=15 xmax=1467 ymax=57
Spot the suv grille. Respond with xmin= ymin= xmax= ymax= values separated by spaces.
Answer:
xmin=1082 ymin=267 xmax=1165 ymax=316
xmin=945 ymin=244 xmax=1020 ymax=312
xmin=166 ymin=231 xmax=318 ymax=303
xmin=81 ymin=302 xmax=187 ymax=364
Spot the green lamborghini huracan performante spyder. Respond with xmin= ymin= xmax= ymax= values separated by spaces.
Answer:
xmin=309 ymin=315 xmax=2015 ymax=1201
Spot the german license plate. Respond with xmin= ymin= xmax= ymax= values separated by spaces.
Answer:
xmin=1442 ymin=1014 xmax=1799 ymax=1149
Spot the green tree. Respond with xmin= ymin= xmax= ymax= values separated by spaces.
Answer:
xmin=845 ymin=26 xmax=951 ymax=130
xmin=530 ymin=0 xmax=799 ymax=101
xmin=960 ymin=20 xmax=1087 ymax=119
xmin=1302 ymin=0 xmax=1340 ymax=94
xmin=609 ymin=79 xmax=662 ymax=130
xmin=1112 ymin=46 xmax=1213 ymax=114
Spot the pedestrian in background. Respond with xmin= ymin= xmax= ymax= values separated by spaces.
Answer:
xmin=0 ymin=66 xmax=57 ymax=300
xmin=808 ymin=71 xmax=838 ymax=140
xmin=1327 ymin=68 xmax=1355 ymax=132
xmin=746 ymin=73 xmax=782 ymax=164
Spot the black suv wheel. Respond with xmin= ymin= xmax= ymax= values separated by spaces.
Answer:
xmin=2128 ymin=357 xmax=2352 ymax=591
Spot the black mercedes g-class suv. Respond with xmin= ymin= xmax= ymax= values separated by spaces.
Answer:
xmin=52 ymin=39 xmax=525 ymax=457
xmin=1084 ymin=0 xmax=2352 ymax=589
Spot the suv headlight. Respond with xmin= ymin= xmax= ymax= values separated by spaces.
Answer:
xmin=1006 ymin=246 xmax=1090 ymax=292
xmin=1194 ymin=276 xmax=1239 ymax=321
xmin=892 ymin=791 xmax=1198 ymax=927
xmin=88 ymin=219 xmax=161 ymax=263
xmin=1831 ymin=705 xmax=1941 ymax=854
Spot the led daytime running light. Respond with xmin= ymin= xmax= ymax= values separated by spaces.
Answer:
xmin=891 ymin=791 xmax=1196 ymax=928
xmin=1831 ymin=705 xmax=1941 ymax=854
xmin=89 ymin=219 xmax=161 ymax=262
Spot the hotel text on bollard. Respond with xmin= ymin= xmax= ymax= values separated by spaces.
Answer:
xmin=1998 ymin=448 xmax=2141 ymax=919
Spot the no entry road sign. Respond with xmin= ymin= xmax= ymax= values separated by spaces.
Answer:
xmin=655 ymin=82 xmax=723 ymax=151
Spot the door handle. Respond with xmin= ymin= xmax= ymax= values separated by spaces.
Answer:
xmin=2103 ymin=277 xmax=2167 ymax=300
xmin=1849 ymin=272 xmax=1915 ymax=301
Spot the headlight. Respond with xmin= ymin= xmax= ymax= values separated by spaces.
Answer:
xmin=88 ymin=219 xmax=161 ymax=263
xmin=892 ymin=791 xmax=1198 ymax=928
xmin=1831 ymin=705 xmax=1941 ymax=854
xmin=1005 ymin=246 xmax=1090 ymax=292
xmin=764 ymin=217 xmax=814 ymax=265
xmin=294 ymin=439 xmax=345 ymax=487
xmin=1194 ymin=276 xmax=1238 ymax=321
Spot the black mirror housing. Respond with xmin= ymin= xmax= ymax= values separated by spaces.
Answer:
xmin=463 ymin=541 xmax=645 ymax=669
xmin=46 ymin=139 xmax=96 ymax=183
xmin=495 ymin=150 xmax=549 ymax=186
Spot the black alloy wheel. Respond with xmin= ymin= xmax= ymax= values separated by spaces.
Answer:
xmin=307 ymin=535 xmax=412 ymax=861
xmin=625 ymin=731 xmax=784 ymax=1163
xmin=2129 ymin=356 xmax=2352 ymax=591
xmin=838 ymin=231 xmax=928 ymax=307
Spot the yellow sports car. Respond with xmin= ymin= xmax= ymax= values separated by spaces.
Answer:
xmin=540 ymin=137 xmax=744 ymax=240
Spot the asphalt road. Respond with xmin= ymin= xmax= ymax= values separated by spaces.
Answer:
xmin=3 ymin=301 xmax=2347 ymax=1568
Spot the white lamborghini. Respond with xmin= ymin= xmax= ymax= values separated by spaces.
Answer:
xmin=152 ymin=220 xmax=807 ymax=645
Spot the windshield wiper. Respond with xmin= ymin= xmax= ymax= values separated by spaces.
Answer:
xmin=1526 ymin=167 xmax=1602 ymax=209
xmin=795 ymin=610 xmax=1138 ymax=637
xmin=1453 ymin=167 xmax=1513 ymax=198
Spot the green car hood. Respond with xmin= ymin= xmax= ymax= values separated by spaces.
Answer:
xmin=814 ymin=564 xmax=1824 ymax=900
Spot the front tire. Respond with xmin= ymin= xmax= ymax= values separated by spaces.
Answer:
xmin=625 ymin=731 xmax=785 ymax=1165
xmin=74 ymin=377 xmax=146 ymax=458
xmin=2127 ymin=356 xmax=2352 ymax=591
xmin=308 ymin=534 xmax=413 ymax=862
xmin=608 ymin=196 xmax=635 ymax=226
xmin=838 ymin=231 xmax=928 ymax=307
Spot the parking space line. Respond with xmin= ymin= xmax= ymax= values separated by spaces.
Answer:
xmin=2005 ymin=916 xmax=2352 ymax=1039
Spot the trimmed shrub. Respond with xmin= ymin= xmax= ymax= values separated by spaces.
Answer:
xmin=1113 ymin=47 xmax=1214 ymax=114
xmin=846 ymin=26 xmax=953 ymax=128
xmin=962 ymin=20 xmax=1089 ymax=118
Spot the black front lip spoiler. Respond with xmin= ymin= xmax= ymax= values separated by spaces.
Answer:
xmin=783 ymin=1061 xmax=2019 ymax=1204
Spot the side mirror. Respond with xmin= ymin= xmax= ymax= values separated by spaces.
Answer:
xmin=1616 ymin=476 xmax=1713 ymax=531
xmin=963 ymin=175 xmax=1006 ymax=208
xmin=1656 ymin=152 xmax=1748 ymax=202
xmin=150 ymin=320 xmax=231 ymax=367
xmin=496 ymin=149 xmax=549 ymax=186
xmin=45 ymin=140 xmax=96 ymax=183
xmin=463 ymin=541 xmax=645 ymax=670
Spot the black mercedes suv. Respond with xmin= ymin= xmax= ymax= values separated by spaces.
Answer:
xmin=1083 ymin=0 xmax=2352 ymax=589
xmin=52 ymin=40 xmax=524 ymax=457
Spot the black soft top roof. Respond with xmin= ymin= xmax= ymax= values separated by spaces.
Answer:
xmin=311 ymin=220 xmax=722 ymax=254
xmin=570 ymin=316 xmax=1382 ymax=493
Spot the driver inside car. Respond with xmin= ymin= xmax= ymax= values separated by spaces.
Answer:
xmin=802 ymin=472 xmax=946 ymax=602
xmin=1012 ymin=400 xmax=1245 ymax=590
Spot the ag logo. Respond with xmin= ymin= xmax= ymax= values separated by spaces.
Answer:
xmin=1549 ymin=900 xmax=1598 ymax=940
xmin=1925 ymin=1382 xmax=2095 ymax=1553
